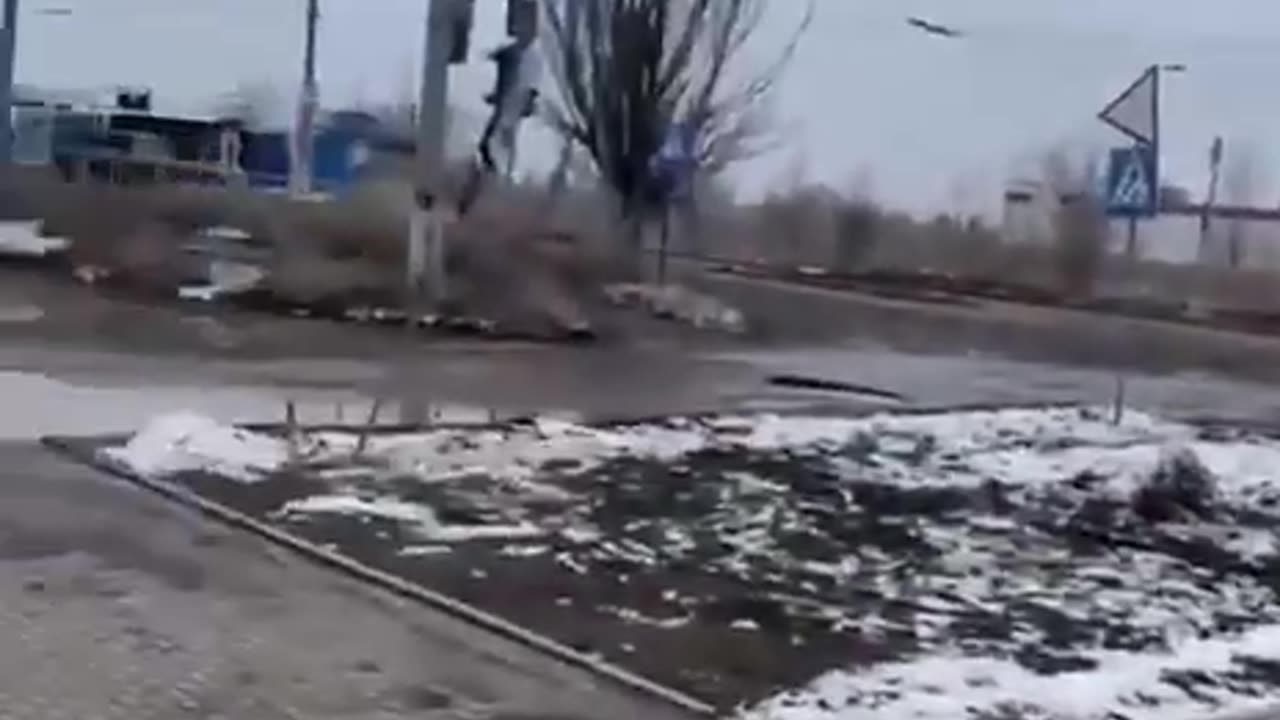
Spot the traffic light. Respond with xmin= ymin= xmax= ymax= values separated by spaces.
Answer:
xmin=506 ymin=0 xmax=538 ymax=42
xmin=448 ymin=0 xmax=476 ymax=64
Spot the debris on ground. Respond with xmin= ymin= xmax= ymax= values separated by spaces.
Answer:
xmin=766 ymin=374 xmax=905 ymax=402
xmin=606 ymin=283 xmax=747 ymax=334
xmin=1130 ymin=445 xmax=1220 ymax=524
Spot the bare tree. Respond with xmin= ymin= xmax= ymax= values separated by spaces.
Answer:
xmin=541 ymin=0 xmax=813 ymax=235
xmin=1043 ymin=148 xmax=1107 ymax=298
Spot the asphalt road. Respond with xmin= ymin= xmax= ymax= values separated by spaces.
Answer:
xmin=0 ymin=267 xmax=1279 ymax=718
xmin=685 ymin=259 xmax=1280 ymax=385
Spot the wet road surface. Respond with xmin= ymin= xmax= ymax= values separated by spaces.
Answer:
xmin=0 ymin=442 xmax=689 ymax=720
xmin=0 ymin=268 xmax=1278 ymax=717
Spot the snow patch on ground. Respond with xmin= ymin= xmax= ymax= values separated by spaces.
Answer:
xmin=0 ymin=221 xmax=69 ymax=258
xmin=106 ymin=405 xmax=1194 ymax=487
xmin=276 ymin=494 xmax=543 ymax=543
xmin=178 ymin=260 xmax=266 ymax=302
xmin=745 ymin=622 xmax=1280 ymax=720
xmin=102 ymin=412 xmax=291 ymax=483
xmin=295 ymin=407 xmax=1209 ymax=491
xmin=605 ymin=283 xmax=747 ymax=334
xmin=102 ymin=403 xmax=1280 ymax=515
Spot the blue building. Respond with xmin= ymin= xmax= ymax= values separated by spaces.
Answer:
xmin=15 ymin=87 xmax=373 ymax=193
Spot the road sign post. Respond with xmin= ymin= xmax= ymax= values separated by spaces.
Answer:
xmin=1100 ymin=65 xmax=1161 ymax=221
xmin=1098 ymin=64 xmax=1165 ymax=424
xmin=648 ymin=122 xmax=698 ymax=285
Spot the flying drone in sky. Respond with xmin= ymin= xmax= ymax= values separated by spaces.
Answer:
xmin=906 ymin=16 xmax=964 ymax=38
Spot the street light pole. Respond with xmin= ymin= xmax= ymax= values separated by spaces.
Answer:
xmin=291 ymin=0 xmax=320 ymax=197
xmin=0 ymin=0 xmax=19 ymax=168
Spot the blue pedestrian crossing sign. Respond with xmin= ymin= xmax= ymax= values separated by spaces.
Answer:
xmin=1106 ymin=145 xmax=1157 ymax=218
xmin=648 ymin=122 xmax=698 ymax=204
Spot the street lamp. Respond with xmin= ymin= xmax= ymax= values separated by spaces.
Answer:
xmin=0 ymin=1 xmax=74 ymax=167
xmin=289 ymin=0 xmax=320 ymax=197
xmin=1151 ymin=62 xmax=1187 ymax=203
xmin=0 ymin=0 xmax=18 ymax=167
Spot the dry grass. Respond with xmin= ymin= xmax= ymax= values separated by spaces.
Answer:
xmin=676 ymin=179 xmax=1280 ymax=316
xmin=1 ymin=166 xmax=628 ymax=335
xmin=12 ymin=159 xmax=1280 ymax=338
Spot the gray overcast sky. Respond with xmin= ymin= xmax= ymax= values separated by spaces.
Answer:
xmin=15 ymin=0 xmax=1280 ymax=216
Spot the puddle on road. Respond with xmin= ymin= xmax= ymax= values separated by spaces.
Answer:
xmin=0 ymin=370 xmax=544 ymax=440
xmin=0 ymin=305 xmax=44 ymax=323
xmin=0 ymin=371 xmax=366 ymax=440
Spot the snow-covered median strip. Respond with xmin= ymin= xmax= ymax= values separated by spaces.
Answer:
xmin=97 ymin=405 xmax=1280 ymax=717
xmin=101 ymin=406 xmax=1196 ymax=487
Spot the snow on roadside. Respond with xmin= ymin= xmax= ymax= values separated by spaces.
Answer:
xmin=743 ymin=622 xmax=1280 ymax=720
xmin=178 ymin=259 xmax=267 ymax=302
xmin=276 ymin=494 xmax=544 ymax=543
xmin=0 ymin=220 xmax=69 ymax=258
xmin=101 ymin=412 xmax=293 ymax=483
xmin=99 ymin=404 xmax=1280 ymax=499
xmin=302 ymin=407 xmax=1196 ymax=489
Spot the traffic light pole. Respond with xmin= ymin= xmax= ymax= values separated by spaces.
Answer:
xmin=407 ymin=0 xmax=456 ymax=313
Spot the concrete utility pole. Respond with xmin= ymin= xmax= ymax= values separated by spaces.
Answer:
xmin=291 ymin=0 xmax=320 ymax=196
xmin=407 ymin=0 xmax=468 ymax=311
xmin=0 ymin=0 xmax=19 ymax=168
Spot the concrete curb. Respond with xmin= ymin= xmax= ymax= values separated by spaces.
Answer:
xmin=41 ymin=437 xmax=716 ymax=719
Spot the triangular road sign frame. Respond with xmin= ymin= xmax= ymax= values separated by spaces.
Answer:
xmin=1098 ymin=66 xmax=1158 ymax=146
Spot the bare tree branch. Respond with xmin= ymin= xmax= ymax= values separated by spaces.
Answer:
xmin=691 ymin=1 xmax=813 ymax=173
xmin=541 ymin=0 xmax=813 ymax=222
